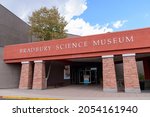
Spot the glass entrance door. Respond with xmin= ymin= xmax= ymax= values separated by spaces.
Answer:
xmin=91 ymin=68 xmax=97 ymax=84
xmin=84 ymin=70 xmax=91 ymax=84
xmin=79 ymin=70 xmax=91 ymax=84
xmin=79 ymin=70 xmax=84 ymax=83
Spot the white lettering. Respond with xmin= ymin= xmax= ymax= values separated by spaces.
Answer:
xmin=93 ymin=40 xmax=100 ymax=46
xmin=19 ymin=46 xmax=52 ymax=53
xmin=107 ymin=39 xmax=112 ymax=45
xmin=125 ymin=36 xmax=134 ymax=42
xmin=55 ymin=45 xmax=59 ymax=50
xmin=72 ymin=43 xmax=77 ymax=48
xmin=118 ymin=37 xmax=124 ymax=43
xmin=19 ymin=49 xmax=23 ymax=53
xmin=100 ymin=39 xmax=106 ymax=45
xmin=84 ymin=41 xmax=88 ymax=47
xmin=19 ymin=36 xmax=134 ymax=54
xmin=55 ymin=41 xmax=88 ymax=50
xmin=113 ymin=38 xmax=117 ymax=44
xmin=92 ymin=35 xmax=134 ymax=47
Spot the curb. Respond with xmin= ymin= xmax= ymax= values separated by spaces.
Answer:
xmin=0 ymin=96 xmax=63 ymax=100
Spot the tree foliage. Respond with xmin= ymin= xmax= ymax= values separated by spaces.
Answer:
xmin=29 ymin=7 xmax=67 ymax=41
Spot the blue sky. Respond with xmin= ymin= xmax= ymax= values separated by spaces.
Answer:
xmin=79 ymin=0 xmax=150 ymax=31
xmin=0 ymin=0 xmax=150 ymax=36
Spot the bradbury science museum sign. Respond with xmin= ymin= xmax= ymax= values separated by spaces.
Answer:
xmin=19 ymin=35 xmax=134 ymax=54
xmin=3 ymin=28 xmax=150 ymax=62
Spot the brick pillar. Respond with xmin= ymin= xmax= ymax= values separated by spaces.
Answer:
xmin=32 ymin=60 xmax=47 ymax=90
xmin=123 ymin=54 xmax=141 ymax=93
xmin=102 ymin=55 xmax=117 ymax=92
xmin=143 ymin=58 xmax=150 ymax=80
xmin=19 ymin=61 xmax=33 ymax=89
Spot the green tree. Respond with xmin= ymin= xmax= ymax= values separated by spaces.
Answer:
xmin=29 ymin=7 xmax=67 ymax=41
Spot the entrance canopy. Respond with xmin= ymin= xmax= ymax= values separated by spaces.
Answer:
xmin=3 ymin=27 xmax=150 ymax=63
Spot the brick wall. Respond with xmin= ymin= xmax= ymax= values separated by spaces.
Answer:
xmin=32 ymin=61 xmax=47 ymax=89
xmin=19 ymin=62 xmax=33 ymax=89
xmin=102 ymin=55 xmax=117 ymax=92
xmin=123 ymin=54 xmax=140 ymax=93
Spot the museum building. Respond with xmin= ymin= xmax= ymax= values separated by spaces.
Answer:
xmin=3 ymin=27 xmax=150 ymax=93
xmin=1 ymin=4 xmax=150 ymax=93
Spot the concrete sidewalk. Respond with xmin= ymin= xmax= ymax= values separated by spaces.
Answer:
xmin=0 ymin=85 xmax=150 ymax=100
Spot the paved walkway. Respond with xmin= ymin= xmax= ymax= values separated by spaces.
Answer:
xmin=0 ymin=85 xmax=150 ymax=100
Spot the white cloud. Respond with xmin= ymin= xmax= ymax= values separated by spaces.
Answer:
xmin=0 ymin=0 xmax=127 ymax=36
xmin=65 ymin=18 xmax=113 ymax=36
xmin=0 ymin=0 xmax=87 ymax=22
xmin=0 ymin=0 xmax=64 ymax=21
xmin=113 ymin=20 xmax=128 ymax=28
xmin=59 ymin=0 xmax=87 ymax=21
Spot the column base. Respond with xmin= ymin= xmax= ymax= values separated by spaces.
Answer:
xmin=19 ymin=87 xmax=31 ymax=90
xmin=125 ymin=88 xmax=141 ymax=93
xmin=103 ymin=88 xmax=117 ymax=93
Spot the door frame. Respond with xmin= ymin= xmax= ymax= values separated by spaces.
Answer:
xmin=79 ymin=69 xmax=91 ymax=84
